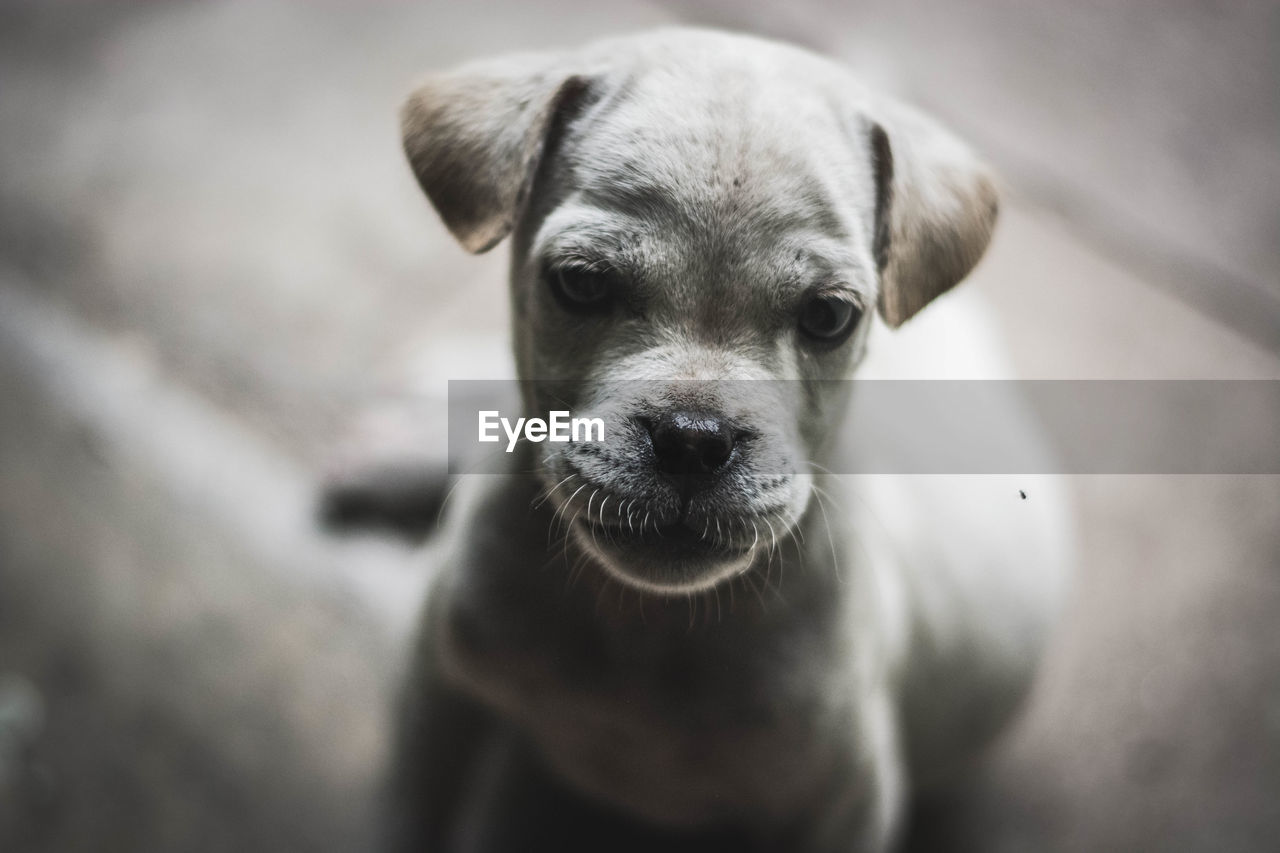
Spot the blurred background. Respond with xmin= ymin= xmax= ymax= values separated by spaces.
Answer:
xmin=0 ymin=1 xmax=1277 ymax=851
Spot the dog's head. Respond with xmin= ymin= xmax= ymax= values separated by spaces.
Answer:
xmin=402 ymin=30 xmax=997 ymax=593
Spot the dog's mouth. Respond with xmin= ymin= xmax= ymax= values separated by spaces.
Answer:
xmin=542 ymin=463 xmax=802 ymax=593
xmin=579 ymin=514 xmax=756 ymax=561
xmin=560 ymin=493 xmax=777 ymax=593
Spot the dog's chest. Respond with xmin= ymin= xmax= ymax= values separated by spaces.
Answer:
xmin=439 ymin=587 xmax=854 ymax=825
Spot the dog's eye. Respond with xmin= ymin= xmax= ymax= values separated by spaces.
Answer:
xmin=548 ymin=264 xmax=615 ymax=314
xmin=798 ymin=294 xmax=860 ymax=343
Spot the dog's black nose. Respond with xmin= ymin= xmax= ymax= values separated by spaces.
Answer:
xmin=648 ymin=411 xmax=735 ymax=477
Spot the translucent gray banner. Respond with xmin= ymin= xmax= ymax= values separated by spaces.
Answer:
xmin=446 ymin=380 xmax=1280 ymax=475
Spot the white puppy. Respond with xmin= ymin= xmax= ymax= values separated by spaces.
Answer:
xmin=383 ymin=28 xmax=1070 ymax=853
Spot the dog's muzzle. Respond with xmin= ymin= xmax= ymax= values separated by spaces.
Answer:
xmin=559 ymin=407 xmax=777 ymax=592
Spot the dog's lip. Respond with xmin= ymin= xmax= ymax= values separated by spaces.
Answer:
xmin=579 ymin=515 xmax=755 ymax=557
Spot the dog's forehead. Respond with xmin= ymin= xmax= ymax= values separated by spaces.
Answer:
xmin=574 ymin=48 xmax=869 ymax=235
xmin=538 ymin=43 xmax=879 ymax=309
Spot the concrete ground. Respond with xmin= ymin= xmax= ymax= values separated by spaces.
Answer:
xmin=1 ymin=2 xmax=1277 ymax=851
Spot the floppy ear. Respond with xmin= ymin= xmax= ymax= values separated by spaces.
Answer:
xmin=867 ymin=101 xmax=999 ymax=327
xmin=400 ymin=53 xmax=590 ymax=254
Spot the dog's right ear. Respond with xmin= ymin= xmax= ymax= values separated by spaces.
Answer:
xmin=400 ymin=53 xmax=591 ymax=254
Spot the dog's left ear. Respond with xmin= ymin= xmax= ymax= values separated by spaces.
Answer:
xmin=865 ymin=100 xmax=999 ymax=327
xmin=400 ymin=52 xmax=591 ymax=254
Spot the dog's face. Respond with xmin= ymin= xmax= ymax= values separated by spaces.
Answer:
xmin=402 ymin=30 xmax=997 ymax=593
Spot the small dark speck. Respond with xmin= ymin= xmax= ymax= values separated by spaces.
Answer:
xmin=1019 ymin=490 xmax=1027 ymax=500
xmin=732 ymin=177 xmax=742 ymax=188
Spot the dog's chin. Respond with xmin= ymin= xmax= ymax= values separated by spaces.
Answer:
xmin=571 ymin=518 xmax=758 ymax=595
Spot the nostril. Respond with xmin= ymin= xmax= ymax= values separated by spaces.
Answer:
xmin=648 ymin=411 xmax=735 ymax=477
xmin=698 ymin=426 xmax=732 ymax=470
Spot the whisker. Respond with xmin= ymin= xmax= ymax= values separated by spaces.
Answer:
xmin=435 ymin=477 xmax=465 ymax=529
xmin=810 ymin=485 xmax=844 ymax=585
xmin=565 ymin=547 xmax=593 ymax=594
xmin=763 ymin=515 xmax=778 ymax=562
xmin=587 ymin=489 xmax=601 ymax=551
xmin=532 ymin=473 xmax=575 ymax=510
xmin=546 ymin=477 xmax=586 ymax=546
xmin=744 ymin=569 xmax=767 ymax=610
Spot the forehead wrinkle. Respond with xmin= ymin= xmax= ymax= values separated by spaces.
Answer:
xmin=572 ymin=158 xmax=855 ymax=294
xmin=576 ymin=122 xmax=856 ymax=268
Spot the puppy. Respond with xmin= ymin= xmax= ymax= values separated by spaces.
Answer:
xmin=387 ymin=29 xmax=1069 ymax=852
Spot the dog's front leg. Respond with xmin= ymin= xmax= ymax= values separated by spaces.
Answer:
xmin=385 ymin=596 xmax=498 ymax=853
xmin=784 ymin=689 xmax=908 ymax=853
